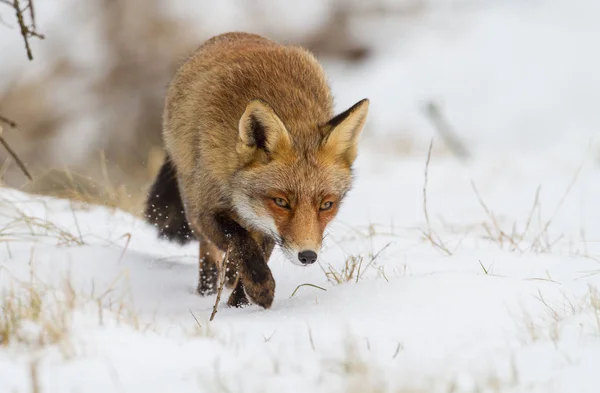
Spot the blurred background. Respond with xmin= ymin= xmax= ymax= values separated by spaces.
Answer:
xmin=0 ymin=0 xmax=598 ymax=215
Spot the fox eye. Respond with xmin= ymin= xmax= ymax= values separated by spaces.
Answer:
xmin=320 ymin=201 xmax=334 ymax=211
xmin=274 ymin=197 xmax=290 ymax=209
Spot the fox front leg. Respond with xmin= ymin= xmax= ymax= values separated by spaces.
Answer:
xmin=196 ymin=236 xmax=221 ymax=296
xmin=227 ymin=234 xmax=275 ymax=308
xmin=198 ymin=212 xmax=275 ymax=309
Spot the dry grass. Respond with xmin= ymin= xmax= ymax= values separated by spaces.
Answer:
xmin=0 ymin=276 xmax=73 ymax=353
xmin=422 ymin=140 xmax=452 ymax=256
xmin=339 ymin=340 xmax=383 ymax=393
xmin=323 ymin=242 xmax=391 ymax=285
xmin=0 ymin=149 xmax=161 ymax=245
xmin=517 ymin=285 xmax=600 ymax=345
xmin=0 ymin=195 xmax=83 ymax=245
xmin=0 ymin=272 xmax=157 ymax=357
xmin=589 ymin=285 xmax=600 ymax=334
xmin=1 ymin=146 xmax=164 ymax=220
xmin=470 ymin=181 xmax=539 ymax=253
xmin=290 ymin=283 xmax=327 ymax=298
xmin=0 ymin=198 xmax=84 ymax=246
xmin=188 ymin=309 xmax=215 ymax=338
xmin=470 ymin=178 xmax=599 ymax=261
xmin=0 ymin=256 xmax=153 ymax=355
xmin=324 ymin=255 xmax=363 ymax=284
xmin=468 ymin=146 xmax=592 ymax=258
xmin=330 ymin=333 xmax=522 ymax=393
xmin=20 ymin=151 xmax=159 ymax=218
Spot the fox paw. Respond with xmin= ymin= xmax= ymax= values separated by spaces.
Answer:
xmin=227 ymin=284 xmax=250 ymax=308
xmin=241 ymin=267 xmax=275 ymax=309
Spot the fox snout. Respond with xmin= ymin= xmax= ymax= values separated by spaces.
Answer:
xmin=298 ymin=250 xmax=318 ymax=265
xmin=281 ymin=239 xmax=322 ymax=267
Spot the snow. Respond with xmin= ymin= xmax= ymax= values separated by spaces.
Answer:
xmin=2 ymin=0 xmax=600 ymax=392
xmin=326 ymin=0 xmax=600 ymax=154
xmin=1 ymin=144 xmax=600 ymax=392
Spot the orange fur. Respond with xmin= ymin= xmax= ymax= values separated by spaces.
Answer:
xmin=150 ymin=32 xmax=369 ymax=308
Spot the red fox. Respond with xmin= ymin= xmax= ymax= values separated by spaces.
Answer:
xmin=145 ymin=32 xmax=369 ymax=309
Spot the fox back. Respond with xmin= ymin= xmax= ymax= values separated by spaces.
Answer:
xmin=164 ymin=33 xmax=335 ymax=180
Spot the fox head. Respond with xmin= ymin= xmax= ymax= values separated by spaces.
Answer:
xmin=231 ymin=98 xmax=369 ymax=266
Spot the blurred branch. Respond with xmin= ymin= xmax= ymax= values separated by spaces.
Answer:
xmin=1 ymin=0 xmax=44 ymax=60
xmin=0 ymin=115 xmax=17 ymax=128
xmin=0 ymin=119 xmax=33 ymax=181
xmin=26 ymin=0 xmax=35 ymax=30
xmin=424 ymin=101 xmax=470 ymax=161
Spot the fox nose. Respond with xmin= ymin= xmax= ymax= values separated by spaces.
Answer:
xmin=298 ymin=250 xmax=318 ymax=265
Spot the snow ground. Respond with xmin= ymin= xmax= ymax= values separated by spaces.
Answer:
xmin=2 ymin=0 xmax=600 ymax=392
xmin=1 ymin=146 xmax=600 ymax=393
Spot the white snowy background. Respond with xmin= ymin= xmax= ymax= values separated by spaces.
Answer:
xmin=1 ymin=1 xmax=600 ymax=392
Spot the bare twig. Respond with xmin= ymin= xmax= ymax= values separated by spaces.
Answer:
xmin=422 ymin=140 xmax=452 ymax=255
xmin=424 ymin=101 xmax=470 ymax=160
xmin=1 ymin=0 xmax=44 ymax=60
xmin=27 ymin=29 xmax=43 ymax=39
xmin=209 ymin=246 xmax=230 ymax=322
xmin=0 ymin=125 xmax=33 ymax=181
xmin=27 ymin=0 xmax=35 ymax=30
xmin=13 ymin=0 xmax=33 ymax=60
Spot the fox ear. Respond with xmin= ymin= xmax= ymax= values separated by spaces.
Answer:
xmin=238 ymin=100 xmax=291 ymax=160
xmin=320 ymin=99 xmax=369 ymax=165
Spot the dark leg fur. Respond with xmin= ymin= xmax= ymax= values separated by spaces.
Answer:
xmin=196 ymin=237 xmax=222 ymax=296
xmin=225 ymin=232 xmax=275 ymax=307
xmin=197 ymin=256 xmax=219 ymax=296
xmin=223 ymin=234 xmax=273 ymax=287
xmin=227 ymin=277 xmax=250 ymax=308
xmin=145 ymin=157 xmax=276 ymax=308
xmin=198 ymin=212 xmax=275 ymax=309
xmin=144 ymin=156 xmax=194 ymax=244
